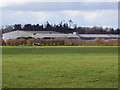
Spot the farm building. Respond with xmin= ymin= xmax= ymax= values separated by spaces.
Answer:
xmin=33 ymin=33 xmax=79 ymax=39
xmin=2 ymin=30 xmax=79 ymax=40
xmin=2 ymin=30 xmax=119 ymax=40
xmin=79 ymin=34 xmax=119 ymax=40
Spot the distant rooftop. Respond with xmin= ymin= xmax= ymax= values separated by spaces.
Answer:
xmin=79 ymin=34 xmax=119 ymax=38
xmin=34 ymin=33 xmax=79 ymax=38
xmin=22 ymin=30 xmax=61 ymax=34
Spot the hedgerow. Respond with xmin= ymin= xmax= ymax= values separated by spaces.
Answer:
xmin=3 ymin=38 xmax=118 ymax=46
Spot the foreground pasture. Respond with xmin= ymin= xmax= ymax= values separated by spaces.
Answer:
xmin=2 ymin=46 xmax=118 ymax=88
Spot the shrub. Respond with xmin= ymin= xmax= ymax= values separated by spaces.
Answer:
xmin=4 ymin=38 xmax=119 ymax=46
xmin=5 ymin=39 xmax=26 ymax=46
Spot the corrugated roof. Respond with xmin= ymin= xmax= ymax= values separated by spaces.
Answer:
xmin=3 ymin=31 xmax=33 ymax=40
xmin=34 ymin=33 xmax=79 ymax=38
xmin=79 ymin=34 xmax=119 ymax=38
xmin=22 ymin=30 xmax=61 ymax=34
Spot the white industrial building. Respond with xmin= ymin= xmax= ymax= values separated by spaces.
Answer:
xmin=79 ymin=34 xmax=119 ymax=40
xmin=2 ymin=30 xmax=119 ymax=40
xmin=2 ymin=30 xmax=79 ymax=40
xmin=34 ymin=33 xmax=79 ymax=39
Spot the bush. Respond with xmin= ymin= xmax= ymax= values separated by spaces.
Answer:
xmin=26 ymin=39 xmax=64 ymax=46
xmin=3 ymin=38 xmax=119 ymax=46
xmin=5 ymin=39 xmax=26 ymax=46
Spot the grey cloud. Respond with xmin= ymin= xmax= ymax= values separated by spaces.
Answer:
xmin=2 ymin=2 xmax=118 ymax=11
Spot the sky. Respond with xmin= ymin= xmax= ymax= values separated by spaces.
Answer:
xmin=1 ymin=0 xmax=119 ymax=29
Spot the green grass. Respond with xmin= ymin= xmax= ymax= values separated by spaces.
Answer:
xmin=2 ymin=46 xmax=118 ymax=88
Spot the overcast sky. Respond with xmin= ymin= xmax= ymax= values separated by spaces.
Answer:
xmin=1 ymin=0 xmax=119 ymax=28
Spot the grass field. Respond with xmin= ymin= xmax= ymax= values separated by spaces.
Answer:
xmin=2 ymin=46 xmax=118 ymax=88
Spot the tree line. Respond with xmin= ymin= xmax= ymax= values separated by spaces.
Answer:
xmin=2 ymin=20 xmax=119 ymax=34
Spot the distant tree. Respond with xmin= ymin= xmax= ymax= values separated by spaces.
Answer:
xmin=45 ymin=21 xmax=52 ymax=31
xmin=114 ymin=28 xmax=119 ymax=34
xmin=109 ymin=28 xmax=114 ymax=34
xmin=69 ymin=20 xmax=73 ymax=28
xmin=2 ymin=20 xmax=118 ymax=34
xmin=14 ymin=24 xmax=22 ymax=30
xmin=4 ymin=25 xmax=14 ymax=32
xmin=23 ymin=24 xmax=32 ymax=31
